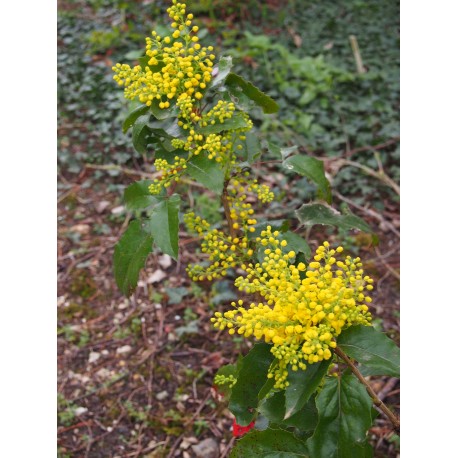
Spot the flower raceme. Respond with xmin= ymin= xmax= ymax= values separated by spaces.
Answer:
xmin=112 ymin=1 xmax=215 ymax=109
xmin=211 ymin=226 xmax=373 ymax=389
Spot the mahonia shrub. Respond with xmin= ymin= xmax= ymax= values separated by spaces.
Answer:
xmin=112 ymin=1 xmax=400 ymax=456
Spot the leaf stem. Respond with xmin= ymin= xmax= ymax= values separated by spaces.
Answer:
xmin=334 ymin=346 xmax=400 ymax=432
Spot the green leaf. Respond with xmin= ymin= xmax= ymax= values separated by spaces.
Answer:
xmin=149 ymin=98 xmax=179 ymax=120
xmin=260 ymin=391 xmax=318 ymax=432
xmin=146 ymin=194 xmax=180 ymax=260
xmin=284 ymin=359 xmax=332 ymax=419
xmin=113 ymin=220 xmax=154 ymax=296
xmin=230 ymin=429 xmax=307 ymax=458
xmin=264 ymin=141 xmax=298 ymax=160
xmin=283 ymin=155 xmax=332 ymax=203
xmin=210 ymin=55 xmax=233 ymax=88
xmin=200 ymin=112 xmax=251 ymax=135
xmin=123 ymin=105 xmax=149 ymax=133
xmin=337 ymin=325 xmax=400 ymax=378
xmin=306 ymin=373 xmax=373 ymax=458
xmin=229 ymin=343 xmax=275 ymax=426
xmin=248 ymin=220 xmax=290 ymax=240
xmin=225 ymin=73 xmax=279 ymax=114
xmin=278 ymin=231 xmax=311 ymax=259
xmin=239 ymin=131 xmax=261 ymax=164
xmin=214 ymin=363 xmax=239 ymax=399
xmin=296 ymin=203 xmax=374 ymax=236
xmin=187 ymin=155 xmax=225 ymax=195
xmin=132 ymin=114 xmax=151 ymax=154
xmin=123 ymin=180 xmax=158 ymax=211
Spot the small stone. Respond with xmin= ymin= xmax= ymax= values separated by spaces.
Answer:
xmin=118 ymin=300 xmax=129 ymax=310
xmin=191 ymin=438 xmax=219 ymax=458
xmin=147 ymin=269 xmax=167 ymax=284
xmin=70 ymin=224 xmax=90 ymax=234
xmin=158 ymin=254 xmax=173 ymax=269
xmin=95 ymin=200 xmax=110 ymax=214
xmin=88 ymin=352 xmax=101 ymax=364
xmin=74 ymin=407 xmax=88 ymax=416
xmin=155 ymin=390 xmax=169 ymax=401
xmin=96 ymin=368 xmax=111 ymax=379
xmin=116 ymin=345 xmax=132 ymax=355
xmin=111 ymin=205 xmax=125 ymax=215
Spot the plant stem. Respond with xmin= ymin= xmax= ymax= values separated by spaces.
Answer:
xmin=222 ymin=179 xmax=236 ymax=238
xmin=335 ymin=346 xmax=400 ymax=432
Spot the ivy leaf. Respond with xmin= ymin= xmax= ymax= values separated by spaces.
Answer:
xmin=229 ymin=429 xmax=307 ymax=458
xmin=200 ymin=112 xmax=251 ymax=135
xmin=284 ymin=359 xmax=332 ymax=419
xmin=123 ymin=180 xmax=158 ymax=211
xmin=306 ymin=373 xmax=373 ymax=458
xmin=146 ymin=194 xmax=180 ymax=260
xmin=229 ymin=343 xmax=275 ymax=426
xmin=337 ymin=325 xmax=400 ymax=378
xmin=210 ymin=55 xmax=233 ymax=88
xmin=283 ymin=155 xmax=332 ymax=203
xmin=225 ymin=73 xmax=279 ymax=114
xmin=296 ymin=203 xmax=375 ymax=239
xmin=123 ymin=105 xmax=149 ymax=133
xmin=278 ymin=231 xmax=311 ymax=259
xmin=113 ymin=220 xmax=154 ymax=296
xmin=187 ymin=155 xmax=225 ymax=195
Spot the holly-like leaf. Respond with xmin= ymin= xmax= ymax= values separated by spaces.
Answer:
xmin=260 ymin=391 xmax=318 ymax=432
xmin=337 ymin=325 xmax=400 ymax=378
xmin=186 ymin=155 xmax=225 ymax=195
xmin=200 ymin=112 xmax=251 ymax=135
xmin=225 ymin=73 xmax=279 ymax=114
xmin=132 ymin=114 xmax=151 ymax=154
xmin=146 ymin=194 xmax=180 ymax=260
xmin=230 ymin=429 xmax=307 ymax=458
xmin=248 ymin=220 xmax=290 ymax=240
xmin=284 ymin=359 xmax=332 ymax=419
xmin=210 ymin=55 xmax=233 ymax=88
xmin=306 ymin=373 xmax=373 ymax=458
xmin=296 ymin=203 xmax=374 ymax=236
xmin=265 ymin=142 xmax=298 ymax=160
xmin=229 ymin=343 xmax=275 ymax=426
xmin=113 ymin=220 xmax=154 ymax=296
xmin=149 ymin=98 xmax=179 ymax=120
xmin=238 ymin=131 xmax=262 ymax=164
xmin=214 ymin=363 xmax=239 ymax=399
xmin=123 ymin=105 xmax=149 ymax=133
xmin=123 ymin=180 xmax=158 ymax=211
xmin=278 ymin=231 xmax=311 ymax=259
xmin=283 ymin=155 xmax=332 ymax=203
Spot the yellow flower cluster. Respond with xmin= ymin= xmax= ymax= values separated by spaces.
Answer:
xmin=178 ymin=105 xmax=253 ymax=162
xmin=214 ymin=374 xmax=237 ymax=388
xmin=148 ymin=156 xmax=187 ymax=194
xmin=184 ymin=212 xmax=253 ymax=281
xmin=112 ymin=0 xmax=215 ymax=109
xmin=227 ymin=174 xmax=274 ymax=234
xmin=211 ymin=226 xmax=373 ymax=389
